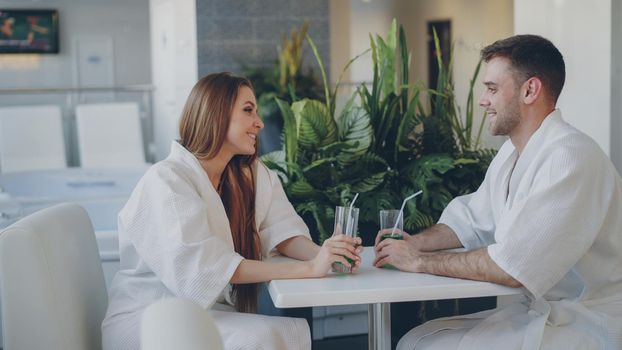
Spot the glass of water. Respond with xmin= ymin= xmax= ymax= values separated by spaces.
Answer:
xmin=332 ymin=205 xmax=359 ymax=273
xmin=379 ymin=209 xmax=404 ymax=241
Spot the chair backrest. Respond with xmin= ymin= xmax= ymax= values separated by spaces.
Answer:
xmin=141 ymin=298 xmax=224 ymax=350
xmin=0 ymin=203 xmax=108 ymax=350
xmin=0 ymin=105 xmax=67 ymax=173
xmin=75 ymin=102 xmax=146 ymax=168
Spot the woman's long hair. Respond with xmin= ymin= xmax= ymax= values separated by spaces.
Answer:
xmin=178 ymin=72 xmax=260 ymax=313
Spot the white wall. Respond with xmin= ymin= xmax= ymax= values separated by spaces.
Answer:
xmin=403 ymin=0 xmax=513 ymax=149
xmin=347 ymin=0 xmax=400 ymax=84
xmin=149 ymin=0 xmax=198 ymax=161
xmin=0 ymin=0 xmax=151 ymax=90
xmin=515 ymin=0 xmax=612 ymax=156
xmin=613 ymin=0 xmax=622 ymax=172
xmin=0 ymin=0 xmax=152 ymax=165
xmin=329 ymin=0 xmax=352 ymax=86
xmin=330 ymin=0 xmax=513 ymax=149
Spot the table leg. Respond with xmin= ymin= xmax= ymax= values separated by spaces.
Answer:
xmin=368 ymin=303 xmax=391 ymax=350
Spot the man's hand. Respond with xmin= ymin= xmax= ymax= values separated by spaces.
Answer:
xmin=373 ymin=232 xmax=426 ymax=272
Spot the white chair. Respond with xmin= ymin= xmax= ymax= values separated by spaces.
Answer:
xmin=141 ymin=298 xmax=224 ymax=350
xmin=75 ymin=102 xmax=146 ymax=168
xmin=0 ymin=105 xmax=67 ymax=173
xmin=0 ymin=203 xmax=108 ymax=350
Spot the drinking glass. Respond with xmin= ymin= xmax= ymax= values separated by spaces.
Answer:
xmin=379 ymin=209 xmax=404 ymax=269
xmin=379 ymin=209 xmax=404 ymax=241
xmin=332 ymin=205 xmax=359 ymax=274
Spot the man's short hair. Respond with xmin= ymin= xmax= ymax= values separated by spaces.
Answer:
xmin=481 ymin=35 xmax=565 ymax=103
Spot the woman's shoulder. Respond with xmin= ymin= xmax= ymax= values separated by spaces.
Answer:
xmin=145 ymin=158 xmax=185 ymax=180
xmin=140 ymin=157 xmax=201 ymax=194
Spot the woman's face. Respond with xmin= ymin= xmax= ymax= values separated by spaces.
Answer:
xmin=222 ymin=86 xmax=264 ymax=156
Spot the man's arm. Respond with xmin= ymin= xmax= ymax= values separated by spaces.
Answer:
xmin=418 ymin=249 xmax=522 ymax=287
xmin=374 ymin=223 xmax=463 ymax=253
xmin=410 ymin=224 xmax=464 ymax=251
xmin=374 ymin=240 xmax=522 ymax=288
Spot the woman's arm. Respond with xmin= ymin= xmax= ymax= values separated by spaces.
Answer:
xmin=230 ymin=234 xmax=362 ymax=283
xmin=275 ymin=235 xmax=320 ymax=260
xmin=230 ymin=259 xmax=314 ymax=283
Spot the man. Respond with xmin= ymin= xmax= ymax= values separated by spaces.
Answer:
xmin=375 ymin=34 xmax=622 ymax=349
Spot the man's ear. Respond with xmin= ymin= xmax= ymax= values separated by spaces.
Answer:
xmin=522 ymin=77 xmax=543 ymax=104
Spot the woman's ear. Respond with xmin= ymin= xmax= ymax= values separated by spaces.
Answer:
xmin=522 ymin=77 xmax=543 ymax=104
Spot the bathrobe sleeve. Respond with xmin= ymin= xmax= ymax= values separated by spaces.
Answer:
xmin=488 ymin=141 xmax=616 ymax=299
xmin=256 ymin=162 xmax=311 ymax=258
xmin=438 ymin=169 xmax=497 ymax=251
xmin=119 ymin=164 xmax=244 ymax=309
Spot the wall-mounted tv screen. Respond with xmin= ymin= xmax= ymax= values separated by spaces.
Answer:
xmin=0 ymin=9 xmax=59 ymax=54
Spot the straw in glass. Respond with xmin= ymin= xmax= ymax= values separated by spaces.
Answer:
xmin=345 ymin=193 xmax=359 ymax=236
xmin=390 ymin=190 xmax=423 ymax=236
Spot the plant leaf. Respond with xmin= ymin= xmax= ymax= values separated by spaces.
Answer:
xmin=296 ymin=202 xmax=334 ymax=243
xmin=338 ymin=98 xmax=372 ymax=161
xmin=275 ymin=98 xmax=298 ymax=167
xmin=260 ymin=150 xmax=288 ymax=183
xmin=318 ymin=141 xmax=357 ymax=158
xmin=306 ymin=35 xmax=331 ymax=116
xmin=303 ymin=158 xmax=337 ymax=189
xmin=341 ymin=153 xmax=389 ymax=193
xmin=291 ymin=99 xmax=338 ymax=150
xmin=376 ymin=20 xmax=397 ymax=97
xmin=453 ymin=158 xmax=479 ymax=165
xmin=288 ymin=178 xmax=316 ymax=199
xmin=396 ymin=89 xmax=421 ymax=153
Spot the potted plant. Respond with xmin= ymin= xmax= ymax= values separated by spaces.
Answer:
xmin=259 ymin=20 xmax=498 ymax=346
xmin=243 ymin=21 xmax=324 ymax=154
xmin=261 ymin=20 xmax=494 ymax=245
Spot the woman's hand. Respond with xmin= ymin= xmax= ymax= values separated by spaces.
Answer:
xmin=308 ymin=234 xmax=362 ymax=277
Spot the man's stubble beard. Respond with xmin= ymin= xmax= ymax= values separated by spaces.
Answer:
xmin=489 ymin=95 xmax=521 ymax=136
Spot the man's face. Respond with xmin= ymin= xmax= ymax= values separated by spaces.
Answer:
xmin=478 ymin=57 xmax=522 ymax=136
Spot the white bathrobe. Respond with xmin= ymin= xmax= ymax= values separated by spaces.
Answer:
xmin=398 ymin=110 xmax=622 ymax=350
xmin=102 ymin=141 xmax=312 ymax=350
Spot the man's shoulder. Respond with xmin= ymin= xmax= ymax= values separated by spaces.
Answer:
xmin=544 ymin=120 xmax=605 ymax=162
xmin=535 ymin=122 xmax=616 ymax=182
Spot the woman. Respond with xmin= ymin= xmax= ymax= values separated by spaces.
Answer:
xmin=101 ymin=72 xmax=362 ymax=350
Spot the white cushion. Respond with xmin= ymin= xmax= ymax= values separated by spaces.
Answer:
xmin=76 ymin=102 xmax=146 ymax=167
xmin=0 ymin=105 xmax=66 ymax=173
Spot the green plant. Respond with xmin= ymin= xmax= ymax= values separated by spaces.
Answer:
xmin=421 ymin=29 xmax=497 ymax=200
xmin=243 ymin=22 xmax=323 ymax=126
xmin=261 ymin=20 xmax=495 ymax=244
xmin=278 ymin=21 xmax=309 ymax=93
xmin=262 ymin=48 xmax=382 ymax=241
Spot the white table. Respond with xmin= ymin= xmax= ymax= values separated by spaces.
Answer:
xmin=268 ymin=248 xmax=522 ymax=350
xmin=0 ymin=166 xmax=149 ymax=229
xmin=0 ymin=165 xmax=149 ymax=203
